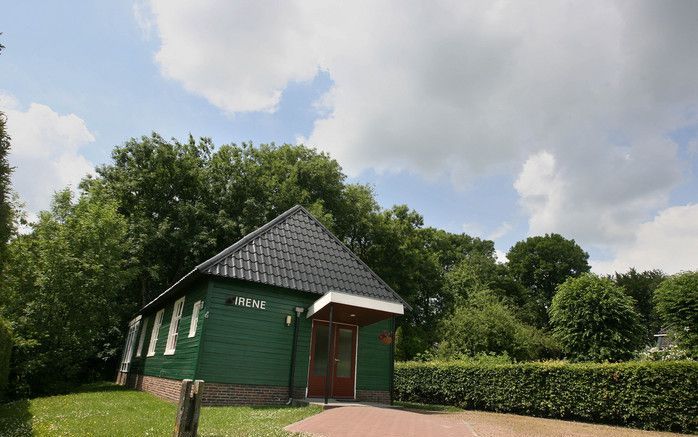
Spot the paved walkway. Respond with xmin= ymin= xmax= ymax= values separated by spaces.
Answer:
xmin=285 ymin=406 xmax=474 ymax=437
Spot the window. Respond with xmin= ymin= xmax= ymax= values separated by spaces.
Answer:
xmin=147 ymin=309 xmax=164 ymax=356
xmin=188 ymin=301 xmax=202 ymax=338
xmin=119 ymin=316 xmax=142 ymax=372
xmin=135 ymin=318 xmax=148 ymax=357
xmin=165 ymin=297 xmax=185 ymax=355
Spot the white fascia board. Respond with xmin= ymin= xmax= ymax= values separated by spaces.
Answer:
xmin=306 ymin=291 xmax=404 ymax=318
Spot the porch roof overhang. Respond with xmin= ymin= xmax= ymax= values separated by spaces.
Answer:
xmin=306 ymin=291 xmax=404 ymax=326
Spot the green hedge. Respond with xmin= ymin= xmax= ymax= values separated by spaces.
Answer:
xmin=0 ymin=319 xmax=11 ymax=401
xmin=395 ymin=360 xmax=698 ymax=433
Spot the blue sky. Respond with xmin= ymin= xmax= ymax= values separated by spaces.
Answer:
xmin=1 ymin=1 xmax=697 ymax=273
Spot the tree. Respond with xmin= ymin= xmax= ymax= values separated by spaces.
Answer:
xmin=444 ymin=254 xmax=538 ymax=324
xmin=654 ymin=271 xmax=698 ymax=357
xmin=84 ymin=133 xmax=214 ymax=304
xmin=0 ymin=112 xmax=13 ymax=268
xmin=507 ymin=233 xmax=590 ymax=326
xmin=1 ymin=190 xmax=136 ymax=396
xmin=438 ymin=290 xmax=558 ymax=361
xmin=614 ymin=269 xmax=665 ymax=344
xmin=87 ymin=136 xmax=350 ymax=304
xmin=550 ymin=273 xmax=643 ymax=362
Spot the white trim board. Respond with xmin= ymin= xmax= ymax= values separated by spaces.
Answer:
xmin=306 ymin=291 xmax=404 ymax=319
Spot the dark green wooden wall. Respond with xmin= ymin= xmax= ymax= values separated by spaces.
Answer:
xmin=357 ymin=318 xmax=392 ymax=391
xmin=197 ymin=279 xmax=316 ymax=388
xmin=198 ymin=277 xmax=393 ymax=392
xmin=129 ymin=281 xmax=207 ymax=380
xmin=131 ymin=276 xmax=394 ymax=394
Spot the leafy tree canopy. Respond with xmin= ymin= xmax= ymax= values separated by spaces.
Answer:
xmin=0 ymin=112 xmax=13 ymax=268
xmin=438 ymin=290 xmax=559 ymax=361
xmin=614 ymin=268 xmax=665 ymax=344
xmin=1 ymin=190 xmax=136 ymax=396
xmin=507 ymin=233 xmax=590 ymax=326
xmin=550 ymin=273 xmax=643 ymax=362
xmin=654 ymin=271 xmax=698 ymax=357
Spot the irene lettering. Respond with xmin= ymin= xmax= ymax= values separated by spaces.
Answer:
xmin=233 ymin=296 xmax=267 ymax=310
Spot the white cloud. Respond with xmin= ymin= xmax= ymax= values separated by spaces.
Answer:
xmin=133 ymin=0 xmax=155 ymax=40
xmin=592 ymin=204 xmax=698 ymax=275
xmin=494 ymin=249 xmax=508 ymax=264
xmin=0 ymin=92 xmax=95 ymax=215
xmin=148 ymin=0 xmax=321 ymax=113
xmin=488 ymin=222 xmax=512 ymax=241
xmin=461 ymin=222 xmax=484 ymax=236
xmin=142 ymin=1 xmax=698 ymax=271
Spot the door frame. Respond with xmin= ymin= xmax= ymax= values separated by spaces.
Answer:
xmin=306 ymin=319 xmax=359 ymax=399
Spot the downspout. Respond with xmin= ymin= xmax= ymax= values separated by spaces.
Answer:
xmin=389 ymin=316 xmax=396 ymax=405
xmin=324 ymin=303 xmax=335 ymax=405
xmin=287 ymin=306 xmax=305 ymax=405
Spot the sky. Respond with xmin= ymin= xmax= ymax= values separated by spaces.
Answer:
xmin=1 ymin=0 xmax=697 ymax=274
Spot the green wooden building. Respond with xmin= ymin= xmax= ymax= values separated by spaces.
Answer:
xmin=117 ymin=205 xmax=408 ymax=405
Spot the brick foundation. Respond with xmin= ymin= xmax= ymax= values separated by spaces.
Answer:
xmin=117 ymin=372 xmax=306 ymax=406
xmin=356 ymin=389 xmax=391 ymax=404
xmin=119 ymin=373 xmax=182 ymax=403
xmin=202 ymin=382 xmax=305 ymax=406
xmin=118 ymin=372 xmax=389 ymax=405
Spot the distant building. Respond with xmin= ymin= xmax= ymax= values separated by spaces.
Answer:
xmin=653 ymin=328 xmax=675 ymax=349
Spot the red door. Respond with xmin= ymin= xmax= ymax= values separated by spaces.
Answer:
xmin=307 ymin=321 xmax=357 ymax=399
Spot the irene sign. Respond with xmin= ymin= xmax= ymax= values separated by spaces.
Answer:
xmin=230 ymin=296 xmax=267 ymax=310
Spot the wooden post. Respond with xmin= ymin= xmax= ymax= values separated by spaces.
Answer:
xmin=174 ymin=379 xmax=205 ymax=437
xmin=190 ymin=380 xmax=204 ymax=436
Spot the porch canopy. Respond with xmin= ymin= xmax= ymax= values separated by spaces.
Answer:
xmin=306 ymin=291 xmax=404 ymax=326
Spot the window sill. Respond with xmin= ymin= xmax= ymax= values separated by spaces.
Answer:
xmin=146 ymin=352 xmax=155 ymax=357
xmin=164 ymin=350 xmax=175 ymax=356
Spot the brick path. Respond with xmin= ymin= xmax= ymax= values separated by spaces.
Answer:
xmin=285 ymin=406 xmax=474 ymax=437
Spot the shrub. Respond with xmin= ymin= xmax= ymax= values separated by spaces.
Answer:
xmin=550 ymin=274 xmax=643 ymax=361
xmin=637 ymin=345 xmax=693 ymax=362
xmin=438 ymin=290 xmax=559 ymax=361
xmin=395 ymin=360 xmax=698 ymax=433
xmin=0 ymin=318 xmax=11 ymax=401
xmin=654 ymin=271 xmax=698 ymax=357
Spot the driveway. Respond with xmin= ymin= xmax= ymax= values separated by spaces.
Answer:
xmin=285 ymin=406 xmax=691 ymax=437
xmin=285 ymin=406 xmax=474 ymax=437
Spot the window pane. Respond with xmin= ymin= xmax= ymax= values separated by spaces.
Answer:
xmin=336 ymin=328 xmax=353 ymax=377
xmin=312 ymin=325 xmax=329 ymax=376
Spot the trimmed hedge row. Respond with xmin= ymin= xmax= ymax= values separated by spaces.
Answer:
xmin=395 ymin=360 xmax=698 ymax=433
xmin=0 ymin=319 xmax=11 ymax=401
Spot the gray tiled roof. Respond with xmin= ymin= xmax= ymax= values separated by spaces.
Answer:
xmin=196 ymin=205 xmax=407 ymax=306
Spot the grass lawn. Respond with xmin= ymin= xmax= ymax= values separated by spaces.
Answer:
xmin=0 ymin=382 xmax=321 ymax=437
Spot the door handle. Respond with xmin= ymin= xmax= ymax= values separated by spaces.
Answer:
xmin=334 ymin=358 xmax=340 ymax=362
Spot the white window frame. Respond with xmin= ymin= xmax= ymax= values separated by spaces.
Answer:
xmin=165 ymin=297 xmax=185 ymax=355
xmin=119 ymin=315 xmax=142 ymax=372
xmin=135 ymin=318 xmax=148 ymax=357
xmin=147 ymin=309 xmax=164 ymax=357
xmin=188 ymin=300 xmax=202 ymax=338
